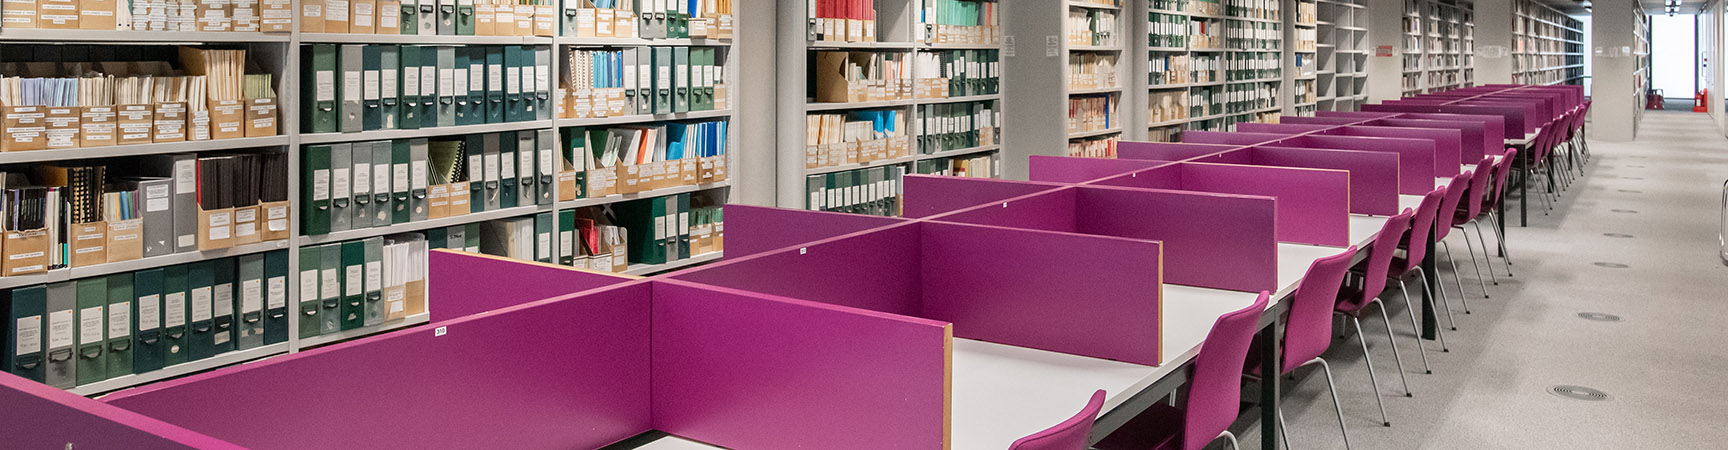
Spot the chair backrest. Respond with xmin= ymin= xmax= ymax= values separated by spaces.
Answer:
xmin=1339 ymin=209 xmax=1414 ymax=312
xmin=1459 ymin=156 xmax=1494 ymax=222
xmin=1490 ymin=147 xmax=1517 ymax=204
xmin=1396 ymin=186 xmax=1447 ymax=272
xmin=1283 ymin=247 xmax=1359 ymax=371
xmin=1184 ymin=291 xmax=1271 ymax=450
xmin=1008 ymin=390 xmax=1107 ymax=450
xmin=1433 ymin=172 xmax=1471 ymax=241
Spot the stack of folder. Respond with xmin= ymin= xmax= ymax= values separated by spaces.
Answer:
xmin=910 ymin=49 xmax=999 ymax=99
xmin=913 ymin=151 xmax=998 ymax=179
xmin=609 ymin=189 xmax=721 ymax=267
xmin=804 ymin=110 xmax=908 ymax=170
xmin=559 ymin=45 xmax=725 ymax=119
xmin=0 ymin=179 xmax=61 ymax=277
xmin=0 ymin=250 xmax=291 ymax=389
xmin=562 ymin=0 xmax=735 ymax=39
xmin=0 ymin=0 xmax=291 ymax=32
xmin=812 ymin=50 xmax=910 ymax=104
xmin=562 ymin=119 xmax=727 ymax=197
xmin=300 ymin=44 xmax=551 ymax=135
xmin=301 ymin=0 xmax=563 ymax=37
xmin=804 ymin=165 xmax=902 ymax=217
xmin=916 ymin=100 xmax=996 ymax=154
xmin=301 ymin=130 xmax=557 ymax=237
xmin=807 ymin=0 xmax=877 ymax=42
xmin=915 ymin=0 xmax=1000 ymax=45
xmin=296 ymin=236 xmax=427 ymax=340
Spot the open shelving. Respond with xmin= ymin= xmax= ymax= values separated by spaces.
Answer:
xmin=1312 ymin=0 xmax=1369 ymax=112
xmin=1402 ymin=0 xmax=1475 ymax=95
xmin=1511 ymin=0 xmax=1582 ymax=86
xmin=1142 ymin=0 xmax=1285 ymax=142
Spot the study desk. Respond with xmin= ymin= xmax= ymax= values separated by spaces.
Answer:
xmin=1506 ymin=130 xmax=1539 ymax=228
xmin=946 ymin=211 xmax=1394 ymax=449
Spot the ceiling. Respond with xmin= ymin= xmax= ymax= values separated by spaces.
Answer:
xmin=1530 ymin=0 xmax=1710 ymax=15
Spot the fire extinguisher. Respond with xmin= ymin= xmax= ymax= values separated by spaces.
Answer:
xmin=1696 ymin=89 xmax=1709 ymax=113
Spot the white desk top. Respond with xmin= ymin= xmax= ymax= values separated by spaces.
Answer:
xmin=1507 ymin=130 xmax=1537 ymax=146
xmin=634 ymin=437 xmax=724 ymax=449
xmin=1399 ymin=194 xmax=1424 ymax=211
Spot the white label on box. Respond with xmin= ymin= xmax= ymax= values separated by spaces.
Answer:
xmin=316 ymin=71 xmax=336 ymax=102
xmin=191 ymin=287 xmax=212 ymax=322
xmin=242 ymin=279 xmax=263 ymax=313
xmin=313 ymin=170 xmax=331 ymax=201
xmin=108 ymin=304 xmax=132 ymax=339
xmin=48 ymin=310 xmax=75 ymax=349
xmin=176 ymin=159 xmax=198 ymax=194
xmin=345 ymin=265 xmax=363 ymax=296
xmin=382 ymin=69 xmax=399 ymax=98
xmin=79 ymin=306 xmax=105 ymax=344
xmin=333 ymin=168 xmax=352 ymax=199
xmin=268 ymin=275 xmax=287 ymax=309
xmin=138 ymin=295 xmax=161 ymax=331
xmin=164 ymin=293 xmax=186 ymax=328
xmin=365 ymin=261 xmax=382 ymax=291
xmin=15 ymin=316 xmax=41 ymax=355
xmin=320 ymin=269 xmax=340 ymax=299
xmin=537 ymin=233 xmax=550 ymax=258
xmin=364 ymin=70 xmax=381 ymax=101
xmin=300 ymin=269 xmax=319 ymax=301
xmin=412 ymin=161 xmax=427 ymax=189
xmin=393 ymin=164 xmax=410 ymax=193
xmin=146 ymin=184 xmax=172 ymax=211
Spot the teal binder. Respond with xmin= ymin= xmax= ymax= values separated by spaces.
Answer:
xmin=400 ymin=45 xmax=422 ymax=130
xmin=74 ymin=277 xmax=108 ymax=386
xmin=485 ymin=46 xmax=505 ymax=123
xmin=185 ymin=261 xmax=215 ymax=361
xmin=498 ymin=131 xmax=519 ymax=208
xmin=392 ymin=139 xmax=413 ymax=224
xmin=340 ymin=240 xmax=366 ymax=330
xmin=4 ymin=285 xmax=48 ymax=382
xmin=209 ymin=258 xmax=236 ymax=355
xmin=131 ymin=268 xmax=165 ymax=374
xmin=263 ymin=250 xmax=290 ymax=345
xmin=160 ymin=265 xmax=190 ymax=368
xmin=363 ymin=45 xmax=385 ymax=130
xmin=104 ymin=273 xmax=134 ymax=379
xmin=302 ymin=145 xmax=334 ymax=236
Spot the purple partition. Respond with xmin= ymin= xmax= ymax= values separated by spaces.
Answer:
xmin=1279 ymin=116 xmax=1371 ymax=125
xmin=1328 ymin=125 xmax=1462 ymax=175
xmin=1277 ymin=135 xmax=1436 ymax=194
xmin=652 ymin=280 xmax=951 ymax=450
xmin=105 ymin=283 xmax=656 ymax=450
xmin=935 ymin=187 xmax=1277 ymax=292
xmin=0 ymin=373 xmax=241 ymax=450
xmin=1316 ymin=111 xmax=1401 ymax=119
xmin=672 ymin=222 xmax=1166 ymax=366
xmin=1248 ymin=146 xmax=1401 ymax=215
xmin=1234 ymin=123 xmax=1336 ymax=134
xmin=1177 ymin=163 xmax=1351 ymax=246
xmin=1397 ymin=113 xmax=1506 ymax=147
xmin=1362 ymin=104 xmax=1529 ymax=135
xmin=1182 ymin=131 xmax=1294 ymax=146
xmin=724 ymin=205 xmax=907 ymax=257
xmin=1027 ymin=155 xmax=1170 ymax=183
xmin=1116 ymin=141 xmax=1241 ymax=162
xmin=1376 ymin=119 xmax=1485 ymax=162
xmin=901 ymin=175 xmax=1065 ymax=219
xmin=428 ymin=250 xmax=636 ymax=321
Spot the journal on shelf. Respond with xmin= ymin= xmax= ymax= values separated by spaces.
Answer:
xmin=0 ymin=0 xmax=292 ymax=32
xmin=805 ymin=110 xmax=908 ymax=170
xmin=804 ymin=165 xmax=901 ymax=217
xmin=301 ymin=130 xmax=560 ymax=236
xmin=807 ymin=0 xmax=877 ymax=43
xmin=300 ymin=44 xmax=551 ymax=135
xmin=916 ymin=0 xmax=998 ymax=45
xmin=564 ymin=119 xmax=728 ymax=197
xmin=558 ymin=0 xmax=735 ymax=39
xmin=559 ymin=46 xmax=726 ymax=119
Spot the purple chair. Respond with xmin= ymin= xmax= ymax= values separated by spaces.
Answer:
xmin=1479 ymin=147 xmax=1520 ymax=276
xmin=1097 ymin=292 xmax=1271 ymax=450
xmin=1389 ymin=187 xmax=1453 ymax=370
xmin=1450 ymin=157 xmax=1498 ymax=297
xmin=1249 ymin=247 xmax=1359 ymax=450
xmin=1336 ymin=209 xmax=1416 ymax=427
xmin=1009 ymin=390 xmax=1106 ymax=450
xmin=1433 ymin=172 xmax=1476 ymax=316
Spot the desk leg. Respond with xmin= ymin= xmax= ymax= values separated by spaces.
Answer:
xmin=1498 ymin=185 xmax=1506 ymax=257
xmin=1520 ymin=145 xmax=1530 ymax=227
xmin=1259 ymin=318 xmax=1281 ymax=450
xmin=1422 ymin=228 xmax=1439 ymax=340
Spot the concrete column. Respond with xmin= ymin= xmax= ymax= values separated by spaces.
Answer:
xmin=1475 ymin=0 xmax=1514 ymax=84
xmin=1364 ymin=0 xmax=1406 ymax=102
xmin=1592 ymin=0 xmax=1646 ymax=142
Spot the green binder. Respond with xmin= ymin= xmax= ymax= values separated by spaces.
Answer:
xmin=676 ymin=193 xmax=691 ymax=260
xmin=616 ymin=196 xmax=668 ymax=265
xmin=504 ymin=46 xmax=525 ymax=122
xmin=132 ymin=268 xmax=165 ymax=374
xmin=104 ymin=273 xmax=134 ymax=379
xmin=466 ymin=133 xmax=486 ymax=213
xmin=363 ymin=45 xmax=385 ymax=131
xmin=185 ymin=261 xmax=215 ymax=361
xmin=209 ymin=258 xmax=236 ymax=355
xmin=319 ymin=243 xmax=344 ymax=335
xmin=161 ymin=265 xmax=190 ymax=367
xmin=455 ymin=0 xmax=475 ymax=35
xmin=401 ymin=1 xmax=418 ymax=34
xmin=264 ymin=250 xmax=291 ymax=345
xmin=362 ymin=237 xmax=386 ymax=326
xmin=4 ymin=285 xmax=48 ymax=382
xmin=340 ymin=240 xmax=366 ymax=330
xmin=236 ymin=254 xmax=267 ymax=350
xmin=485 ymin=46 xmax=505 ymax=124
xmin=303 ymin=145 xmax=334 ymax=236
xmin=74 ymin=277 xmax=108 ymax=386
xmin=534 ymin=212 xmax=553 ymax=263
xmin=298 ymin=246 xmax=324 ymax=339
xmin=557 ymin=209 xmax=576 ymax=266
xmin=498 ymin=131 xmax=519 ymax=208
xmin=400 ymin=45 xmax=423 ymax=130
xmin=302 ymin=44 xmax=341 ymax=134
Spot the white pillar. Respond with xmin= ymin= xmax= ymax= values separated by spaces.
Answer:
xmin=1475 ymin=0 xmax=1514 ymax=84
xmin=1592 ymin=0 xmax=1645 ymax=142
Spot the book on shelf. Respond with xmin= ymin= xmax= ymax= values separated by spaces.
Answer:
xmin=813 ymin=50 xmax=911 ymax=104
xmin=808 ymin=0 xmax=877 ymax=43
xmin=805 ymin=110 xmax=907 ymax=171
xmin=559 ymin=46 xmax=725 ymax=119
xmin=804 ymin=165 xmax=900 ymax=217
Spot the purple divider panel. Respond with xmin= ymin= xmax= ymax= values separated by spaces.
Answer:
xmin=1235 ymin=123 xmax=1335 ymax=134
xmin=1471 ymin=93 xmax=1561 ymax=119
xmin=1182 ymin=131 xmax=1295 ymax=146
xmin=1116 ymin=141 xmax=1240 ymax=162
xmin=1076 ymin=186 xmax=1277 ymax=292
xmin=1279 ymin=116 xmax=1368 ymax=125
xmin=1027 ymin=155 xmax=1171 ymax=183
xmin=1375 ymin=119 xmax=1486 ymax=162
xmin=724 ymin=205 xmax=909 ymax=257
xmin=935 ymin=185 xmax=1276 ymax=292
xmin=1315 ymin=111 xmax=1401 ymax=119
xmin=1454 ymin=98 xmax=1551 ymax=124
xmin=1393 ymin=113 xmax=1506 ymax=152
xmin=1192 ymin=148 xmax=1256 ymax=164
xmin=902 ymin=175 xmax=1067 ymax=219
xmin=1091 ymin=164 xmax=1183 ymax=190
xmin=1177 ymin=162 xmax=1352 ymax=246
xmin=428 ymin=250 xmax=636 ymax=322
xmin=919 ymin=221 xmax=1164 ymax=365
xmin=1364 ymin=103 xmax=1528 ymax=139
xmin=1330 ymin=125 xmax=1462 ymax=175
xmin=669 ymin=224 xmax=924 ymax=316
xmin=1277 ymin=134 xmax=1436 ymax=194
xmin=1248 ymin=146 xmax=1401 ymax=215
xmin=651 ymin=280 xmax=951 ymax=450
xmin=104 ymin=283 xmax=656 ymax=450
xmin=0 ymin=373 xmax=243 ymax=450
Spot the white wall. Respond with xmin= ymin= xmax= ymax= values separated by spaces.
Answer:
xmin=1651 ymin=14 xmax=1698 ymax=98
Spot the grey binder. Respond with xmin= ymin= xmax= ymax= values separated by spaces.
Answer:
xmin=444 ymin=225 xmax=467 ymax=249
xmin=329 ymin=143 xmax=354 ymax=232
xmin=482 ymin=133 xmax=502 ymax=210
xmin=139 ymin=154 xmax=198 ymax=253
xmin=516 ymin=131 xmax=536 ymax=206
xmin=362 ymin=237 xmax=386 ymax=326
xmin=340 ymin=45 xmax=365 ymax=132
xmin=635 ymin=48 xmax=654 ymax=115
xmin=351 ymin=145 xmax=374 ymax=229
xmin=319 ymin=244 xmax=343 ymax=334
xmin=372 ymin=141 xmax=394 ymax=226
xmin=44 ymin=282 xmax=76 ymax=389
xmin=673 ymin=46 xmax=690 ymax=113
xmin=560 ymin=0 xmax=579 ymax=36
xmin=437 ymin=47 xmax=457 ymax=127
xmin=410 ymin=138 xmax=431 ymax=221
xmin=534 ymin=46 xmax=552 ymax=120
xmin=437 ymin=0 xmax=456 ymax=35
xmin=417 ymin=0 xmax=437 ymax=35
xmin=235 ymin=254 xmax=265 ymax=350
xmin=654 ymin=47 xmax=673 ymax=114
xmin=536 ymin=128 xmax=555 ymax=205
xmin=380 ymin=45 xmax=402 ymax=129
xmin=135 ymin=177 xmax=175 ymax=257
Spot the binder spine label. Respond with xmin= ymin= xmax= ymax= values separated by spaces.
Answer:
xmin=49 ymin=310 xmax=75 ymax=349
xmin=79 ymin=306 xmax=104 ymax=345
xmin=138 ymin=295 xmax=161 ymax=332
xmin=191 ymin=288 xmax=213 ymax=322
xmin=268 ymin=276 xmax=288 ymax=309
xmin=107 ymin=304 xmax=131 ymax=339
xmin=163 ymin=293 xmax=186 ymax=329
xmin=15 ymin=316 xmax=42 ymax=355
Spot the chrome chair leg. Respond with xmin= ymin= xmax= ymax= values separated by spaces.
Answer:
xmin=1216 ymin=431 xmax=1240 ymax=450
xmin=1395 ymin=278 xmax=1434 ymax=372
xmin=1314 ymin=358 xmax=1354 ymax=450
xmin=1487 ymin=213 xmax=1516 ymax=273
xmin=1471 ymin=221 xmax=1507 ymax=282
xmin=1440 ymin=241 xmax=1473 ymax=314
xmin=1373 ymin=302 xmax=1412 ymax=396
xmin=1457 ymin=228 xmax=1492 ymax=298
xmin=1350 ymin=317 xmax=1392 ymax=427
xmin=1278 ymin=407 xmax=1292 ymax=450
xmin=1413 ymin=267 xmax=1455 ymax=345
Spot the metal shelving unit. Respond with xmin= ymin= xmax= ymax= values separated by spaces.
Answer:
xmin=1402 ymin=0 xmax=1475 ymax=95
xmin=1510 ymin=0 xmax=1584 ymax=87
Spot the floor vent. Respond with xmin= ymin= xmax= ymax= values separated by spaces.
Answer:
xmin=1576 ymin=312 xmax=1622 ymax=322
xmin=1549 ymin=385 xmax=1612 ymax=401
xmin=1603 ymin=233 xmax=1634 ymax=238
xmin=1593 ymin=262 xmax=1629 ymax=268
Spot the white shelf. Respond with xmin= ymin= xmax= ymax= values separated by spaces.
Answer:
xmin=806 ymin=155 xmax=919 ymax=176
xmin=917 ymin=145 xmax=1001 ymax=161
xmin=806 ymin=99 xmax=917 ymax=112
xmin=1068 ymin=87 xmax=1125 ymax=95
xmin=557 ymin=182 xmax=732 ymax=209
xmin=1070 ymin=45 xmax=1124 ymax=52
xmin=555 ymin=110 xmax=733 ymax=127
xmin=1067 ymin=1 xmax=1122 ymax=11
xmin=917 ymin=94 xmax=1002 ymax=105
xmin=624 ymin=251 xmax=722 ymax=276
xmin=295 ymin=312 xmax=431 ymax=349
xmin=1067 ymin=128 xmax=1123 ymax=139
xmin=74 ymin=343 xmax=290 ymax=397
xmin=0 ymin=240 xmax=291 ymax=290
xmin=0 ymin=136 xmax=289 ymax=165
xmin=806 ymin=41 xmax=916 ymax=50
xmin=300 ymin=204 xmax=555 ymax=246
xmin=300 ymin=120 xmax=555 ymax=144
xmin=559 ymin=37 xmax=733 ymax=47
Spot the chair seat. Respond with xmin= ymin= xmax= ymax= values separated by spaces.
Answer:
xmin=1334 ymin=284 xmax=1376 ymax=316
xmin=1093 ymin=402 xmax=1184 ymax=450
